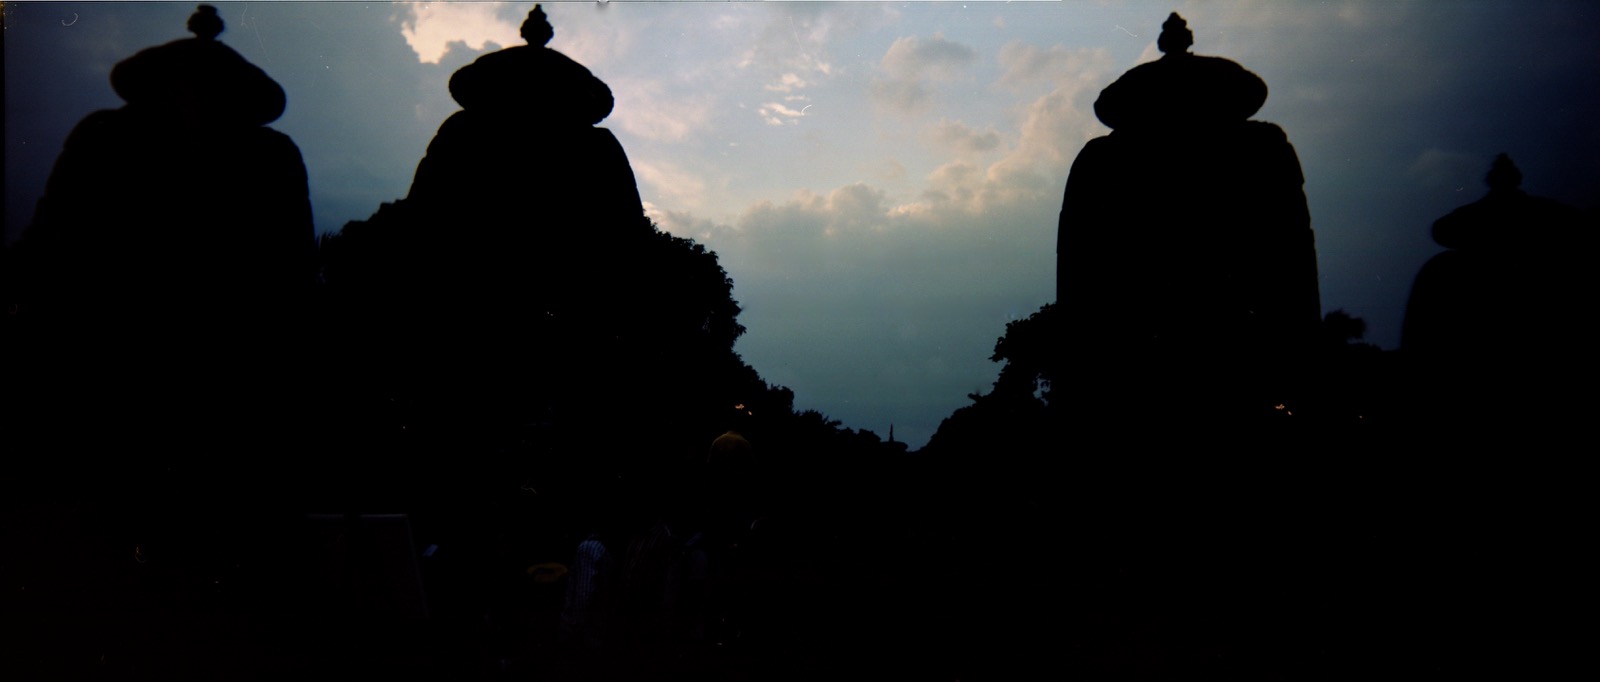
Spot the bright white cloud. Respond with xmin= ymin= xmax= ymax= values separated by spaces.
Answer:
xmin=766 ymin=73 xmax=809 ymax=93
xmin=633 ymin=160 xmax=710 ymax=211
xmin=890 ymin=44 xmax=1112 ymax=217
xmin=608 ymin=77 xmax=714 ymax=142
xmin=758 ymin=101 xmax=809 ymax=126
xmin=396 ymin=2 xmax=522 ymax=64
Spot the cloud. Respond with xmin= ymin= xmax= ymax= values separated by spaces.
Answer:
xmin=608 ymin=77 xmax=714 ymax=142
xmin=729 ymin=6 xmax=894 ymax=122
xmin=870 ymin=79 xmax=933 ymax=114
xmin=929 ymin=119 xmax=1002 ymax=156
xmin=734 ymin=5 xmax=853 ymax=78
xmin=892 ymin=44 xmax=1112 ymax=216
xmin=680 ymin=173 xmax=1058 ymax=450
xmin=396 ymin=2 xmax=522 ymax=64
xmin=645 ymin=202 xmax=724 ymax=242
xmin=998 ymin=40 xmax=1111 ymax=91
xmin=757 ymin=101 xmax=810 ymax=126
xmin=871 ymin=34 xmax=977 ymax=115
xmin=765 ymin=73 xmax=809 ymax=93
xmin=633 ymin=160 xmax=710 ymax=211
xmin=666 ymin=30 xmax=1107 ymax=442
xmin=881 ymin=34 xmax=976 ymax=81
xmin=879 ymin=159 xmax=908 ymax=183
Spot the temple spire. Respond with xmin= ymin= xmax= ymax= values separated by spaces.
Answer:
xmin=1157 ymin=12 xmax=1193 ymax=57
xmin=521 ymin=5 xmax=554 ymax=46
xmin=187 ymin=4 xmax=223 ymax=41
xmin=1486 ymin=153 xmax=1522 ymax=192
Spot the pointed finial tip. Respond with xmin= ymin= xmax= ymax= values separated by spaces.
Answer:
xmin=1158 ymin=11 xmax=1194 ymax=55
xmin=1487 ymin=153 xmax=1522 ymax=191
xmin=188 ymin=4 xmax=223 ymax=41
xmin=521 ymin=4 xmax=554 ymax=46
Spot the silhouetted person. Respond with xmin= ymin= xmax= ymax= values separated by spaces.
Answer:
xmin=1056 ymin=13 xmax=1321 ymax=439
xmin=557 ymin=476 xmax=691 ymax=681
xmin=708 ymin=427 xmax=754 ymax=467
xmin=560 ymin=521 xmax=619 ymax=667
xmin=1401 ymin=154 xmax=1590 ymax=441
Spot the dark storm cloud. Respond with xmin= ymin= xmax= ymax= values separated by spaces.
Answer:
xmin=1194 ymin=0 xmax=1600 ymax=347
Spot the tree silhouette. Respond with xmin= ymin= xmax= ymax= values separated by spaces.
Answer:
xmin=922 ymin=302 xmax=1056 ymax=467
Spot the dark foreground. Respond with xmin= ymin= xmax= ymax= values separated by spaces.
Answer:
xmin=2 ymin=450 xmax=1583 ymax=681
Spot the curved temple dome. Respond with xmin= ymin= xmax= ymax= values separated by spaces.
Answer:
xmin=109 ymin=4 xmax=287 ymax=126
xmin=446 ymin=4 xmax=614 ymax=125
xmin=1093 ymin=13 xmax=1268 ymax=130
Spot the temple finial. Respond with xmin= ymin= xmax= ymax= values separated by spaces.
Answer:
xmin=520 ymin=5 xmax=554 ymax=46
xmin=1157 ymin=12 xmax=1193 ymax=56
xmin=1486 ymin=153 xmax=1522 ymax=192
xmin=188 ymin=5 xmax=223 ymax=41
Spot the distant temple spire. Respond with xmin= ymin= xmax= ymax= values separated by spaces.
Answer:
xmin=1486 ymin=153 xmax=1522 ymax=192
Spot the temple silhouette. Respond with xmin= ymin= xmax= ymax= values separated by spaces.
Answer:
xmin=1402 ymin=153 xmax=1592 ymax=441
xmin=8 ymin=3 xmax=315 ymax=462
xmin=5 ymin=6 xmax=1591 ymax=680
xmin=5 ymin=6 xmax=322 ymax=676
xmin=319 ymin=5 xmax=751 ymax=466
xmin=1056 ymin=13 xmax=1322 ymax=437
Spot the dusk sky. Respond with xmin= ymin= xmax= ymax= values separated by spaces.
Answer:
xmin=7 ymin=1 xmax=1598 ymax=449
